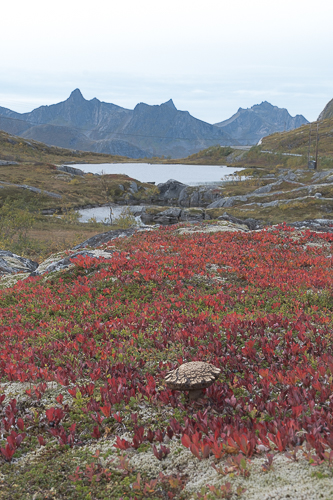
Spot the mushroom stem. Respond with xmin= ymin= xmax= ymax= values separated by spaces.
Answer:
xmin=188 ymin=389 xmax=203 ymax=401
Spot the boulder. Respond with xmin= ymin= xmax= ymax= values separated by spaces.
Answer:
xmin=218 ymin=212 xmax=262 ymax=230
xmin=155 ymin=179 xmax=188 ymax=205
xmin=207 ymin=195 xmax=248 ymax=209
xmin=73 ymin=227 xmax=148 ymax=249
xmin=141 ymin=207 xmax=210 ymax=225
xmin=151 ymin=207 xmax=182 ymax=225
xmin=178 ymin=185 xmax=224 ymax=207
xmin=0 ymin=251 xmax=38 ymax=275
xmin=180 ymin=208 xmax=207 ymax=222
xmin=56 ymin=165 xmax=84 ymax=176
xmin=129 ymin=181 xmax=138 ymax=193
xmin=34 ymin=250 xmax=113 ymax=275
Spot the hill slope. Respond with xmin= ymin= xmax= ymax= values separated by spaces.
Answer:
xmin=318 ymin=98 xmax=333 ymax=121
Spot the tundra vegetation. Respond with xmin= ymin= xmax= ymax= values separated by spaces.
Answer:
xmin=1 ymin=224 xmax=333 ymax=498
xmin=1 ymin=128 xmax=333 ymax=498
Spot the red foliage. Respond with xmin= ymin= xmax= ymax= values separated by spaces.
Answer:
xmin=1 ymin=226 xmax=333 ymax=462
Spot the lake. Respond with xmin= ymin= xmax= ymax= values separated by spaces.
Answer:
xmin=70 ymin=162 xmax=244 ymax=185
xmin=74 ymin=162 xmax=245 ymax=223
xmin=78 ymin=205 xmax=146 ymax=224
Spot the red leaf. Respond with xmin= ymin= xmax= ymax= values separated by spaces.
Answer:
xmin=181 ymin=434 xmax=192 ymax=449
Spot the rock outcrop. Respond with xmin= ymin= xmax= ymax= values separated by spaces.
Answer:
xmin=153 ymin=179 xmax=224 ymax=207
xmin=0 ymin=181 xmax=62 ymax=199
xmin=56 ymin=165 xmax=84 ymax=176
xmin=141 ymin=207 xmax=209 ymax=225
xmin=0 ymin=251 xmax=38 ymax=275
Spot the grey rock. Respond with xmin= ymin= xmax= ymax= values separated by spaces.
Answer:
xmin=129 ymin=181 xmax=138 ymax=193
xmin=288 ymin=219 xmax=333 ymax=233
xmin=159 ymin=208 xmax=182 ymax=218
xmin=278 ymin=170 xmax=298 ymax=182
xmin=152 ymin=207 xmax=182 ymax=225
xmin=41 ymin=251 xmax=101 ymax=274
xmin=0 ymin=181 xmax=62 ymax=199
xmin=207 ymin=195 xmax=248 ymax=209
xmin=190 ymin=191 xmax=200 ymax=206
xmin=218 ymin=212 xmax=262 ymax=230
xmin=156 ymin=179 xmax=188 ymax=204
xmin=312 ymin=171 xmax=332 ymax=182
xmin=73 ymin=228 xmax=143 ymax=249
xmin=0 ymin=160 xmax=19 ymax=166
xmin=178 ymin=187 xmax=191 ymax=207
xmin=207 ymin=198 xmax=227 ymax=208
xmin=141 ymin=207 xmax=207 ymax=225
xmin=56 ymin=165 xmax=84 ymax=176
xmin=251 ymin=182 xmax=279 ymax=195
xmin=261 ymin=200 xmax=280 ymax=208
xmin=177 ymin=185 xmax=223 ymax=208
xmin=180 ymin=209 xmax=205 ymax=222
xmin=0 ymin=250 xmax=38 ymax=275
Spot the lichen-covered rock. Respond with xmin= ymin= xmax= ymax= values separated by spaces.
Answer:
xmin=0 ymin=250 xmax=38 ymax=275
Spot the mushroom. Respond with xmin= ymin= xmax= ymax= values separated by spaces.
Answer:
xmin=165 ymin=361 xmax=221 ymax=401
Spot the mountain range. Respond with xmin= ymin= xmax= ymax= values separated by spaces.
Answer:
xmin=214 ymin=101 xmax=308 ymax=145
xmin=0 ymin=90 xmax=308 ymax=158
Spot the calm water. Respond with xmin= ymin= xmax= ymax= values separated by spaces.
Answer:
xmin=70 ymin=162 xmax=243 ymax=185
xmin=75 ymin=162 xmax=245 ymax=223
xmin=79 ymin=205 xmax=146 ymax=224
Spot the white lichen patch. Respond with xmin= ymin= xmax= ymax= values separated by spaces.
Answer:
xmin=0 ymin=381 xmax=72 ymax=408
xmin=0 ymin=272 xmax=30 ymax=289
xmin=36 ymin=250 xmax=69 ymax=273
xmin=120 ymin=436 xmax=333 ymax=500
xmin=176 ymin=221 xmax=249 ymax=235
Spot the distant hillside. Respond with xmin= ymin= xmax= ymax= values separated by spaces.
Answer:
xmin=215 ymin=101 xmax=308 ymax=145
xmin=318 ymin=98 xmax=333 ymax=121
xmin=258 ymin=118 xmax=333 ymax=157
xmin=0 ymin=90 xmax=235 ymax=159
xmin=0 ymin=129 xmax=139 ymax=165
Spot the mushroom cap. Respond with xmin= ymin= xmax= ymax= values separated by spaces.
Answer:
xmin=165 ymin=361 xmax=221 ymax=391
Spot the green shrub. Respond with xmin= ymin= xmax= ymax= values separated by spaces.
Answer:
xmin=0 ymin=199 xmax=35 ymax=252
xmin=113 ymin=207 xmax=137 ymax=229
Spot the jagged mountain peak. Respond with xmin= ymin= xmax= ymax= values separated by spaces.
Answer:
xmin=68 ymin=88 xmax=85 ymax=101
xmin=134 ymin=99 xmax=177 ymax=112
xmin=162 ymin=99 xmax=177 ymax=110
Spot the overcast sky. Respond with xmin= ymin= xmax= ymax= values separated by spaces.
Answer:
xmin=1 ymin=0 xmax=332 ymax=123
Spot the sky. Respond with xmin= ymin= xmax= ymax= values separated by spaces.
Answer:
xmin=1 ymin=0 xmax=333 ymax=124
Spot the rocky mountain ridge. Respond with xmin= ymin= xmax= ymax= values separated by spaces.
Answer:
xmin=0 ymin=90 xmax=234 ymax=159
xmin=214 ymin=101 xmax=308 ymax=145
xmin=0 ymin=90 xmax=308 ymax=158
